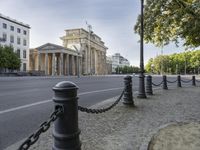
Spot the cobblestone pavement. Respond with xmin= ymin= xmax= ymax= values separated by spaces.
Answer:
xmin=5 ymin=86 xmax=200 ymax=150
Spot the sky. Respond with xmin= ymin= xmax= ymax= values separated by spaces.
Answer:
xmin=0 ymin=0 xmax=186 ymax=66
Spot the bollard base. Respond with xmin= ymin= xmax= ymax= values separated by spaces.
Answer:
xmin=146 ymin=92 xmax=153 ymax=95
xmin=137 ymin=94 xmax=147 ymax=99
xmin=123 ymin=99 xmax=134 ymax=106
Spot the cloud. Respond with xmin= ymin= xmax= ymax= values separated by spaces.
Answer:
xmin=0 ymin=0 xmax=189 ymax=66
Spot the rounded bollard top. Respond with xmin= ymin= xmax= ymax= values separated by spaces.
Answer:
xmin=124 ymin=75 xmax=132 ymax=79
xmin=147 ymin=75 xmax=152 ymax=78
xmin=53 ymin=81 xmax=78 ymax=91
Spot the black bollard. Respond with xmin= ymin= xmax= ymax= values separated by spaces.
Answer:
xmin=123 ymin=76 xmax=134 ymax=106
xmin=146 ymin=75 xmax=153 ymax=95
xmin=177 ymin=75 xmax=182 ymax=87
xmin=162 ymin=75 xmax=168 ymax=90
xmin=52 ymin=81 xmax=81 ymax=150
xmin=192 ymin=76 xmax=196 ymax=86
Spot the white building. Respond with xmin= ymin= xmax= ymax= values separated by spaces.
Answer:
xmin=111 ymin=53 xmax=130 ymax=73
xmin=0 ymin=13 xmax=30 ymax=71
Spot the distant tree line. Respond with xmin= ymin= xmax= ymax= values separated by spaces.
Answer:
xmin=0 ymin=45 xmax=21 ymax=73
xmin=145 ymin=50 xmax=200 ymax=74
xmin=115 ymin=66 xmax=140 ymax=74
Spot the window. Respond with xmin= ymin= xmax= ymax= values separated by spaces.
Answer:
xmin=10 ymin=35 xmax=14 ymax=43
xmin=23 ymin=63 xmax=26 ymax=71
xmin=23 ymin=50 xmax=26 ymax=58
xmin=3 ymin=23 xmax=7 ymax=29
xmin=10 ymin=26 xmax=14 ymax=31
xmin=17 ymin=28 xmax=21 ymax=33
xmin=23 ymin=30 xmax=27 ymax=35
xmin=17 ymin=49 xmax=20 ymax=58
xmin=2 ymin=33 xmax=7 ymax=42
xmin=17 ymin=37 xmax=21 ymax=45
xmin=23 ymin=39 xmax=27 ymax=46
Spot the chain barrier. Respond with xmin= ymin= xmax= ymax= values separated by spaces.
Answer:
xmin=195 ymin=79 xmax=200 ymax=83
xmin=152 ymin=81 xmax=163 ymax=87
xmin=181 ymin=79 xmax=193 ymax=83
xmin=167 ymin=79 xmax=177 ymax=83
xmin=18 ymin=106 xmax=64 ymax=150
xmin=78 ymin=90 xmax=124 ymax=114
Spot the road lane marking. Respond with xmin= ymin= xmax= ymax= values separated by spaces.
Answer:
xmin=0 ymin=88 xmax=41 ymax=97
xmin=0 ymin=100 xmax=51 ymax=115
xmin=0 ymin=87 xmax=123 ymax=115
xmin=78 ymin=87 xmax=123 ymax=95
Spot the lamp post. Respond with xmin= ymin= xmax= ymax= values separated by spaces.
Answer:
xmin=138 ymin=0 xmax=147 ymax=98
xmin=86 ymin=22 xmax=92 ymax=75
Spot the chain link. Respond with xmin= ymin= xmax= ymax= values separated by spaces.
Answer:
xmin=196 ymin=79 xmax=200 ymax=82
xmin=167 ymin=79 xmax=177 ymax=83
xmin=18 ymin=106 xmax=64 ymax=150
xmin=181 ymin=79 xmax=193 ymax=83
xmin=78 ymin=90 xmax=124 ymax=114
xmin=152 ymin=81 xmax=163 ymax=86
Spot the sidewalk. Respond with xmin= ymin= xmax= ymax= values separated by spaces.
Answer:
xmin=6 ymin=86 xmax=200 ymax=150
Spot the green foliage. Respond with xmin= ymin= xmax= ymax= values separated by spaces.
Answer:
xmin=145 ymin=50 xmax=200 ymax=74
xmin=115 ymin=66 xmax=140 ymax=74
xmin=0 ymin=45 xmax=21 ymax=72
xmin=134 ymin=0 xmax=200 ymax=48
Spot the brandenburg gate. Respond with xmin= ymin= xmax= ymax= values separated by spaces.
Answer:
xmin=29 ymin=43 xmax=81 ymax=76
xmin=29 ymin=28 xmax=107 ymax=76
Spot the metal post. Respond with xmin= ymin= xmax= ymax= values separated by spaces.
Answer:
xmin=146 ymin=75 xmax=153 ymax=95
xmin=138 ymin=0 xmax=147 ymax=98
xmin=162 ymin=75 xmax=168 ymax=90
xmin=192 ymin=76 xmax=196 ymax=86
xmin=177 ymin=75 xmax=182 ymax=87
xmin=123 ymin=76 xmax=134 ymax=106
xmin=52 ymin=81 xmax=81 ymax=150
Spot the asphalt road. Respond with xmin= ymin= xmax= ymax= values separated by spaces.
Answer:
xmin=0 ymin=75 xmax=192 ymax=149
xmin=0 ymin=75 xmax=129 ymax=149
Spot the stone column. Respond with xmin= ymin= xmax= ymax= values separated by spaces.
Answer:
xmin=79 ymin=56 xmax=82 ymax=75
xmin=99 ymin=52 xmax=102 ymax=75
xmin=60 ymin=53 xmax=63 ymax=75
xmin=38 ymin=52 xmax=41 ymax=71
xmin=85 ymin=46 xmax=88 ymax=74
xmin=87 ymin=46 xmax=90 ymax=74
xmin=103 ymin=52 xmax=106 ymax=75
xmin=94 ymin=49 xmax=98 ymax=75
xmin=45 ymin=53 xmax=48 ymax=75
xmin=66 ymin=54 xmax=70 ymax=76
xmin=71 ymin=55 xmax=75 ymax=75
xmin=76 ymin=55 xmax=79 ymax=76
xmin=52 ymin=53 xmax=55 ymax=76
xmin=91 ymin=49 xmax=94 ymax=74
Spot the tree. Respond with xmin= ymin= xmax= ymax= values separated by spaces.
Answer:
xmin=134 ymin=0 xmax=200 ymax=48
xmin=145 ymin=50 xmax=200 ymax=74
xmin=145 ymin=58 xmax=154 ymax=73
xmin=0 ymin=45 xmax=21 ymax=72
xmin=114 ymin=65 xmax=140 ymax=74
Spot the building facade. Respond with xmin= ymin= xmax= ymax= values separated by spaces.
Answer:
xmin=111 ymin=53 xmax=130 ymax=73
xmin=0 ymin=13 xmax=30 ymax=71
xmin=60 ymin=28 xmax=107 ymax=75
xmin=29 ymin=43 xmax=81 ymax=76
xmin=106 ymin=56 xmax=112 ymax=74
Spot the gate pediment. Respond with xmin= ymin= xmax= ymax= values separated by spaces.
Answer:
xmin=37 ymin=43 xmax=65 ymax=51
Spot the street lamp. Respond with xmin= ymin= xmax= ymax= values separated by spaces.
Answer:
xmin=137 ymin=0 xmax=147 ymax=98
xmin=86 ymin=22 xmax=92 ymax=75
